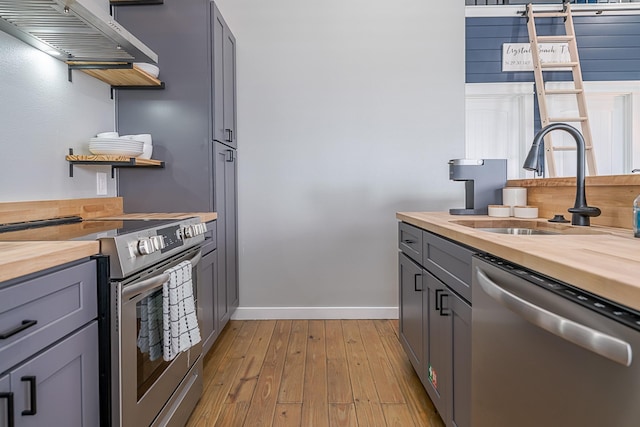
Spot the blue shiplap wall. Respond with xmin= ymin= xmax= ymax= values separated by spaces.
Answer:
xmin=466 ymin=15 xmax=640 ymax=83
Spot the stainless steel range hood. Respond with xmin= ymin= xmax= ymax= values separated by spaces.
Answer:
xmin=0 ymin=0 xmax=158 ymax=63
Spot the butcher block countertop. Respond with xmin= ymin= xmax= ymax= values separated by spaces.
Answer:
xmin=0 ymin=241 xmax=100 ymax=283
xmin=97 ymin=212 xmax=217 ymax=222
xmin=0 ymin=198 xmax=217 ymax=283
xmin=397 ymin=211 xmax=640 ymax=312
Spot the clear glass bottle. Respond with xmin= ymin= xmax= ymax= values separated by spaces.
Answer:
xmin=634 ymin=194 xmax=640 ymax=238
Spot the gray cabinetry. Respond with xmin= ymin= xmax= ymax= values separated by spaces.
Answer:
xmin=398 ymin=252 xmax=424 ymax=375
xmin=212 ymin=3 xmax=237 ymax=149
xmin=215 ymin=142 xmax=239 ymax=326
xmin=0 ymin=260 xmax=99 ymax=427
xmin=397 ymin=222 xmax=472 ymax=427
xmin=0 ymin=375 xmax=11 ymax=427
xmin=8 ymin=322 xmax=99 ymax=427
xmin=116 ymin=1 xmax=239 ymax=337
xmin=115 ymin=0 xmax=213 ymax=213
xmin=198 ymin=221 xmax=219 ymax=354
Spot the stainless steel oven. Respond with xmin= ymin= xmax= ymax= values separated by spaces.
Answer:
xmin=112 ymin=246 xmax=203 ymax=427
xmin=92 ymin=217 xmax=208 ymax=427
xmin=0 ymin=215 xmax=209 ymax=427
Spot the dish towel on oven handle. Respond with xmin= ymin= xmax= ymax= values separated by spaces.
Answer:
xmin=136 ymin=289 xmax=163 ymax=361
xmin=162 ymin=260 xmax=201 ymax=361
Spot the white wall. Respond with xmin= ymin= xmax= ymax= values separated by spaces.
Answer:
xmin=217 ymin=0 xmax=466 ymax=318
xmin=0 ymin=31 xmax=116 ymax=202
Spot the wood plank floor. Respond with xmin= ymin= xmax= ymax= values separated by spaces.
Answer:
xmin=186 ymin=319 xmax=445 ymax=427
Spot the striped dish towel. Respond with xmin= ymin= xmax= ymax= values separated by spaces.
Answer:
xmin=162 ymin=260 xmax=201 ymax=361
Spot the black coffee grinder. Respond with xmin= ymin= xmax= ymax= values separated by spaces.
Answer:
xmin=448 ymin=159 xmax=507 ymax=215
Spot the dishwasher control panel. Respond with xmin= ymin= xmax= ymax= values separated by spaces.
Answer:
xmin=474 ymin=253 xmax=640 ymax=332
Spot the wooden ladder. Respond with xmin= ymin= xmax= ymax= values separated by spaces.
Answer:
xmin=526 ymin=1 xmax=597 ymax=177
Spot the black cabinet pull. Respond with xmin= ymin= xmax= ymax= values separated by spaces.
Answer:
xmin=226 ymin=149 xmax=234 ymax=162
xmin=20 ymin=376 xmax=37 ymax=416
xmin=435 ymin=289 xmax=451 ymax=316
xmin=0 ymin=320 xmax=37 ymax=339
xmin=225 ymin=128 xmax=233 ymax=142
xmin=0 ymin=392 xmax=14 ymax=427
xmin=402 ymin=239 xmax=416 ymax=245
xmin=414 ymin=274 xmax=422 ymax=292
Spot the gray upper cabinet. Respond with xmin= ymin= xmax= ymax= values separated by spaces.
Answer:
xmin=212 ymin=3 xmax=237 ymax=149
xmin=222 ymin=23 xmax=237 ymax=148
xmin=115 ymin=0 xmax=214 ymax=213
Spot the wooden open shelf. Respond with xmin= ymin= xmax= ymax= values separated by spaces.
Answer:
xmin=66 ymin=62 xmax=164 ymax=88
xmin=66 ymin=154 xmax=165 ymax=178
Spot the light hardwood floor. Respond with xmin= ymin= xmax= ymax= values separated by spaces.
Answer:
xmin=186 ymin=319 xmax=445 ymax=427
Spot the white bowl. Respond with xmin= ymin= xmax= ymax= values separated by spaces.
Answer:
xmin=138 ymin=143 xmax=153 ymax=159
xmin=488 ymin=205 xmax=511 ymax=218
xmin=134 ymin=63 xmax=160 ymax=78
xmin=513 ymin=206 xmax=539 ymax=219
xmin=96 ymin=131 xmax=119 ymax=138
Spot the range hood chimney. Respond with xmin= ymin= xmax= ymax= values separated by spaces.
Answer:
xmin=0 ymin=0 xmax=158 ymax=63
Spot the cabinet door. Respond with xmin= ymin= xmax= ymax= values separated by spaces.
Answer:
xmin=214 ymin=142 xmax=238 ymax=327
xmin=424 ymin=271 xmax=450 ymax=420
xmin=10 ymin=321 xmax=99 ymax=427
xmin=398 ymin=253 xmax=424 ymax=380
xmin=449 ymin=291 xmax=471 ymax=427
xmin=215 ymin=142 xmax=230 ymax=328
xmin=224 ymin=146 xmax=239 ymax=311
xmin=211 ymin=2 xmax=225 ymax=144
xmin=0 ymin=375 xmax=12 ymax=427
xmin=222 ymin=24 xmax=237 ymax=148
xmin=198 ymin=249 xmax=219 ymax=355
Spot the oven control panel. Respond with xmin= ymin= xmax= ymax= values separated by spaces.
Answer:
xmin=101 ymin=217 xmax=207 ymax=279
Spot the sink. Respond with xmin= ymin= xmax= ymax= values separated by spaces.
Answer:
xmin=450 ymin=219 xmax=606 ymax=235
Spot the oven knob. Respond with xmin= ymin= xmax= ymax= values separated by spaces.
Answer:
xmin=150 ymin=235 xmax=166 ymax=251
xmin=137 ymin=238 xmax=155 ymax=255
xmin=183 ymin=225 xmax=194 ymax=238
xmin=195 ymin=223 xmax=205 ymax=235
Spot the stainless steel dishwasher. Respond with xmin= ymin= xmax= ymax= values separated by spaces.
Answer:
xmin=472 ymin=253 xmax=640 ymax=427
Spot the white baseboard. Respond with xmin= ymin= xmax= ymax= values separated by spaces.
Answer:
xmin=231 ymin=306 xmax=399 ymax=320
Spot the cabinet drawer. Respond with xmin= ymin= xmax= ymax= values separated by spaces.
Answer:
xmin=202 ymin=221 xmax=217 ymax=255
xmin=398 ymin=222 xmax=423 ymax=264
xmin=423 ymin=232 xmax=473 ymax=302
xmin=0 ymin=260 xmax=97 ymax=374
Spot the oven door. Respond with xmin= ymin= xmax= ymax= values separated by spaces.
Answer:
xmin=114 ymin=247 xmax=202 ymax=427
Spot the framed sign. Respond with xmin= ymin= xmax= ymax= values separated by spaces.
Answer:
xmin=502 ymin=43 xmax=571 ymax=72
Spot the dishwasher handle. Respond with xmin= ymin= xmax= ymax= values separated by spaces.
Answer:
xmin=476 ymin=266 xmax=633 ymax=367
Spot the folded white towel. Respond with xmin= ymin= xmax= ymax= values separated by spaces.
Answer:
xmin=136 ymin=289 xmax=163 ymax=361
xmin=162 ymin=260 xmax=201 ymax=361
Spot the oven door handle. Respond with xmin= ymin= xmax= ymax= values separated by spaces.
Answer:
xmin=122 ymin=250 xmax=202 ymax=299
xmin=476 ymin=267 xmax=633 ymax=367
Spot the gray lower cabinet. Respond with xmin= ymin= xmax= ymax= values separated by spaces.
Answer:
xmin=398 ymin=252 xmax=425 ymax=376
xmin=398 ymin=222 xmax=472 ymax=427
xmin=215 ymin=142 xmax=239 ymax=326
xmin=7 ymin=322 xmax=99 ymax=427
xmin=199 ymin=248 xmax=219 ymax=354
xmin=0 ymin=259 xmax=99 ymax=427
